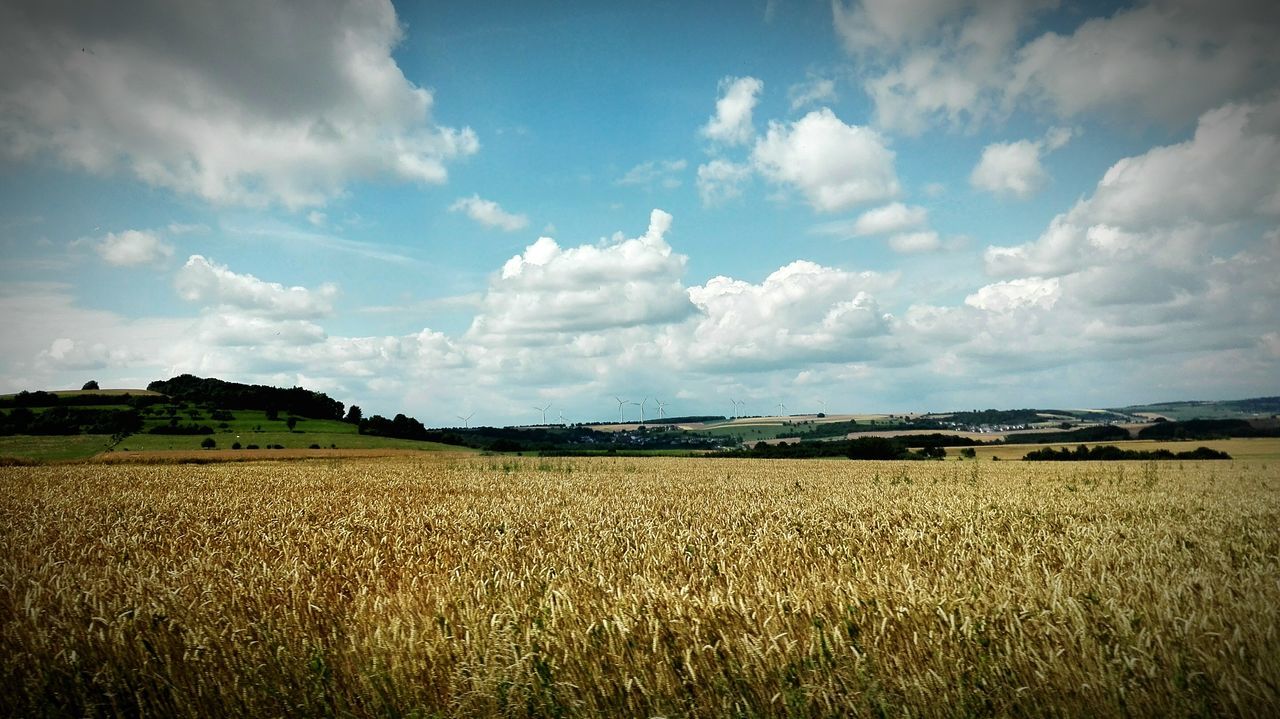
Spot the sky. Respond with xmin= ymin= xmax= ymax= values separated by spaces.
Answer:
xmin=1 ymin=0 xmax=1277 ymax=426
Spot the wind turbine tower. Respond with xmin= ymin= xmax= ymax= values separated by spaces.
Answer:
xmin=533 ymin=402 xmax=552 ymax=425
xmin=655 ymin=399 xmax=667 ymax=420
xmin=456 ymin=411 xmax=475 ymax=428
xmin=777 ymin=400 xmax=787 ymax=417
xmin=614 ymin=396 xmax=627 ymax=423
xmin=640 ymin=397 xmax=648 ymax=423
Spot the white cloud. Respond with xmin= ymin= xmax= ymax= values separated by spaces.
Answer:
xmin=986 ymin=99 xmax=1280 ymax=278
xmin=888 ymin=231 xmax=941 ymax=253
xmin=970 ymin=127 xmax=1073 ymax=199
xmin=616 ymin=159 xmax=687 ymax=189
xmin=468 ymin=209 xmax=694 ymax=339
xmin=94 ymin=229 xmax=173 ymax=266
xmin=969 ymin=139 xmax=1044 ymax=199
xmin=788 ymin=77 xmax=837 ymax=111
xmin=450 ymin=195 xmax=529 ymax=232
xmin=751 ymin=108 xmax=899 ymax=212
xmin=1008 ymin=1 xmax=1280 ymax=128
xmin=835 ymin=0 xmax=1280 ymax=133
xmin=696 ymin=159 xmax=752 ymax=206
xmin=674 ymin=260 xmax=894 ymax=370
xmin=175 ymin=255 xmax=337 ymax=319
xmin=852 ymin=202 xmax=928 ymax=235
xmin=964 ymin=277 xmax=1060 ymax=313
xmin=702 ymin=76 xmax=764 ymax=146
xmin=0 ymin=0 xmax=478 ymax=209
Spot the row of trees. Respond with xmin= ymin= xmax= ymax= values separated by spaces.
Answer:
xmin=0 ymin=407 xmax=142 ymax=436
xmin=146 ymin=375 xmax=345 ymax=420
xmin=1023 ymin=445 xmax=1232 ymax=461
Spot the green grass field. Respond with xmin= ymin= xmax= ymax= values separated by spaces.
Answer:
xmin=0 ymin=435 xmax=115 ymax=462
xmin=1 ymin=409 xmax=468 ymax=461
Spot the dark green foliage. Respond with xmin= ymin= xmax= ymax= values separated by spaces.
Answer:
xmin=200 ymin=437 xmax=216 ymax=449
xmin=1000 ymin=425 xmax=1131 ymax=445
xmin=1023 ymin=445 xmax=1231 ymax=461
xmin=0 ymin=406 xmax=142 ymax=436
xmin=1136 ymin=419 xmax=1279 ymax=440
xmin=81 ymin=380 xmax=99 ymax=390
xmin=148 ymin=423 xmax=214 ymax=435
xmin=717 ymin=436 xmax=948 ymax=460
xmin=146 ymin=374 xmax=344 ymax=419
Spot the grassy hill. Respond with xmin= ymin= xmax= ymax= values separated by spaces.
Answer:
xmin=0 ymin=393 xmax=466 ymax=462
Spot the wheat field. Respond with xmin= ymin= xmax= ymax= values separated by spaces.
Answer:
xmin=2 ymin=456 xmax=1277 ymax=717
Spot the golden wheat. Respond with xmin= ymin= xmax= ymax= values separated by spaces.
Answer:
xmin=1 ymin=456 xmax=1277 ymax=717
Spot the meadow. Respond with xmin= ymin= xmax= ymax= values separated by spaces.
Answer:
xmin=2 ymin=456 xmax=1277 ymax=717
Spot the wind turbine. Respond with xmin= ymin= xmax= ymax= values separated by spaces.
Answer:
xmin=558 ymin=410 xmax=568 ymax=426
xmin=456 ymin=411 xmax=475 ymax=428
xmin=734 ymin=399 xmax=746 ymax=418
xmin=777 ymin=400 xmax=787 ymax=417
xmin=818 ymin=399 xmax=827 ymax=416
xmin=639 ymin=397 xmax=649 ymax=423
xmin=614 ymin=396 xmax=627 ymax=423
xmin=533 ymin=402 xmax=552 ymax=425
xmin=730 ymin=398 xmax=738 ymax=420
xmin=655 ymin=399 xmax=667 ymax=420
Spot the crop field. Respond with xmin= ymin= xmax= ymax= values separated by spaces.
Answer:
xmin=2 ymin=456 xmax=1278 ymax=717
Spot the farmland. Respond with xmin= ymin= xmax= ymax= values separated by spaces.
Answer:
xmin=2 ymin=456 xmax=1277 ymax=716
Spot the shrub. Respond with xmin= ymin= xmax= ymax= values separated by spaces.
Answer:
xmin=200 ymin=437 xmax=216 ymax=449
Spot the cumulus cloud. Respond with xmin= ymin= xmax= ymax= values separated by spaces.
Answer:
xmin=1008 ymin=1 xmax=1280 ymax=128
xmin=450 ymin=195 xmax=529 ymax=232
xmin=468 ymin=209 xmax=695 ymax=339
xmin=0 ymin=0 xmax=478 ymax=208
xmin=964 ymin=277 xmax=1060 ymax=313
xmin=94 ymin=229 xmax=173 ymax=266
xmin=888 ymin=231 xmax=941 ymax=253
xmin=175 ymin=255 xmax=337 ymax=319
xmin=969 ymin=140 xmax=1043 ymax=198
xmin=701 ymin=76 xmax=764 ymax=146
xmin=751 ymin=109 xmax=899 ymax=212
xmin=852 ymin=202 xmax=928 ymax=235
xmin=674 ymin=260 xmax=894 ymax=369
xmin=985 ymin=99 xmax=1280 ymax=278
xmin=834 ymin=0 xmax=1280 ymax=133
xmin=970 ymin=126 xmax=1073 ymax=199
xmin=696 ymin=159 xmax=752 ymax=206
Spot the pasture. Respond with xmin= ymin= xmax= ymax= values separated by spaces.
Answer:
xmin=1 ymin=456 xmax=1277 ymax=717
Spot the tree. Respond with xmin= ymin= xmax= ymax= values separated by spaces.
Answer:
xmin=81 ymin=380 xmax=99 ymax=390
xmin=200 ymin=437 xmax=216 ymax=449
xmin=345 ymin=405 xmax=363 ymax=424
xmin=286 ymin=416 xmax=298 ymax=432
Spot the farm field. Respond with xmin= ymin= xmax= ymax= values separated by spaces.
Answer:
xmin=956 ymin=437 xmax=1280 ymax=462
xmin=2 ymin=456 xmax=1277 ymax=717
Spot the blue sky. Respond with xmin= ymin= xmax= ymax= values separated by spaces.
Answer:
xmin=1 ymin=0 xmax=1277 ymax=425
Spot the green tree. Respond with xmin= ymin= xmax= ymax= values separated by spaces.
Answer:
xmin=286 ymin=416 xmax=298 ymax=432
xmin=81 ymin=380 xmax=99 ymax=390
xmin=200 ymin=437 xmax=216 ymax=449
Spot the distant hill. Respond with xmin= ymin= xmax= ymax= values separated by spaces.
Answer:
xmin=1114 ymin=397 xmax=1280 ymax=421
xmin=147 ymin=374 xmax=344 ymax=420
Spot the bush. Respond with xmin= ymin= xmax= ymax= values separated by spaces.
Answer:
xmin=200 ymin=437 xmax=216 ymax=449
xmin=231 ymin=442 xmax=242 ymax=450
xmin=309 ymin=444 xmax=320 ymax=449
xmin=246 ymin=444 xmax=260 ymax=450
xmin=960 ymin=447 xmax=977 ymax=458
